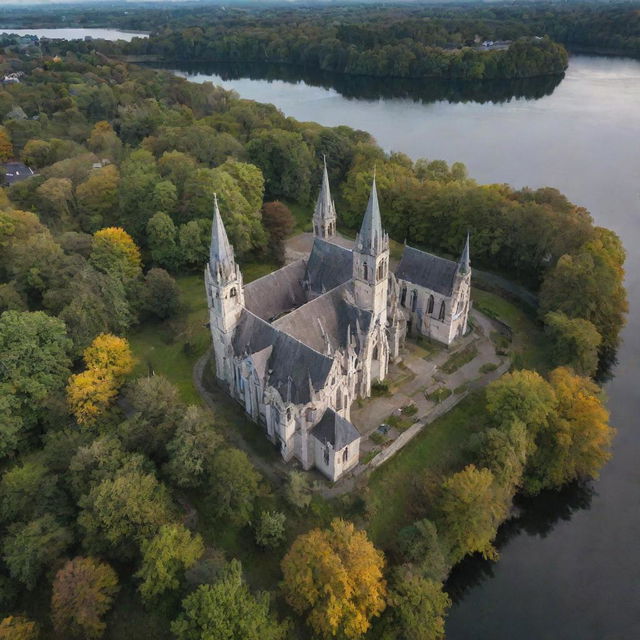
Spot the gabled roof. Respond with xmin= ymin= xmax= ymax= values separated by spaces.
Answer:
xmin=396 ymin=246 xmax=459 ymax=296
xmin=305 ymin=238 xmax=353 ymax=295
xmin=274 ymin=281 xmax=371 ymax=355
xmin=244 ymin=259 xmax=307 ymax=321
xmin=232 ymin=310 xmax=334 ymax=405
xmin=310 ymin=408 xmax=360 ymax=450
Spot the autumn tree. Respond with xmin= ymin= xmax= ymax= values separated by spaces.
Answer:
xmin=209 ymin=448 xmax=261 ymax=526
xmin=281 ymin=518 xmax=386 ymax=639
xmin=261 ymin=201 xmax=295 ymax=264
xmin=51 ymin=557 xmax=119 ymax=639
xmin=0 ymin=616 xmax=39 ymax=640
xmin=435 ymin=465 xmax=506 ymax=564
xmin=76 ymin=165 xmax=120 ymax=232
xmin=89 ymin=227 xmax=142 ymax=281
xmin=172 ymin=559 xmax=288 ymax=640
xmin=21 ymin=138 xmax=52 ymax=168
xmin=524 ymin=367 xmax=614 ymax=494
xmin=544 ymin=311 xmax=602 ymax=377
xmin=67 ymin=334 xmax=134 ymax=426
xmin=0 ymin=127 xmax=12 ymax=163
xmin=136 ymin=524 xmax=204 ymax=603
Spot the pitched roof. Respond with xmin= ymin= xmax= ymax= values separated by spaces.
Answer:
xmin=273 ymin=281 xmax=372 ymax=355
xmin=396 ymin=246 xmax=459 ymax=296
xmin=244 ymin=259 xmax=307 ymax=322
xmin=232 ymin=310 xmax=334 ymax=405
xmin=356 ymin=176 xmax=385 ymax=255
xmin=305 ymin=238 xmax=353 ymax=295
xmin=310 ymin=408 xmax=360 ymax=450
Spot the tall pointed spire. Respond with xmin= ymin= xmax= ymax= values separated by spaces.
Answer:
xmin=357 ymin=173 xmax=387 ymax=255
xmin=458 ymin=233 xmax=470 ymax=275
xmin=209 ymin=193 xmax=236 ymax=282
xmin=313 ymin=156 xmax=336 ymax=239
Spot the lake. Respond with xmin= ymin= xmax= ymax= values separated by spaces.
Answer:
xmin=169 ymin=56 xmax=640 ymax=639
xmin=0 ymin=28 xmax=148 ymax=42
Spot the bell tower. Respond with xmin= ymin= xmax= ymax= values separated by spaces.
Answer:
xmin=312 ymin=157 xmax=337 ymax=240
xmin=352 ymin=174 xmax=389 ymax=322
xmin=205 ymin=194 xmax=244 ymax=382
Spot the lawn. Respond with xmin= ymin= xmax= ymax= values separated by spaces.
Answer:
xmin=472 ymin=287 xmax=550 ymax=372
xmin=365 ymin=391 xmax=487 ymax=546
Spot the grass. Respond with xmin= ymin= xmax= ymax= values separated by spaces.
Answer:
xmin=440 ymin=343 xmax=479 ymax=374
xmin=473 ymin=287 xmax=551 ymax=372
xmin=426 ymin=386 xmax=452 ymax=403
xmin=479 ymin=362 xmax=499 ymax=374
xmin=386 ymin=413 xmax=414 ymax=432
xmin=366 ymin=391 xmax=487 ymax=546
xmin=283 ymin=199 xmax=313 ymax=234
xmin=370 ymin=431 xmax=389 ymax=445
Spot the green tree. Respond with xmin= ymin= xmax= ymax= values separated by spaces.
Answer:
xmin=286 ymin=470 xmax=312 ymax=510
xmin=118 ymin=149 xmax=160 ymax=238
xmin=385 ymin=571 xmax=451 ymax=640
xmin=3 ymin=515 xmax=73 ymax=589
xmin=209 ymin=448 xmax=261 ymax=526
xmin=261 ymin=201 xmax=295 ymax=264
xmin=544 ymin=311 xmax=602 ymax=377
xmin=89 ymin=227 xmax=142 ymax=281
xmin=172 ymin=559 xmax=288 ymax=640
xmin=436 ymin=465 xmax=505 ymax=563
xmin=136 ymin=524 xmax=204 ymax=603
xmin=76 ymin=165 xmax=120 ymax=232
xmin=254 ymin=510 xmax=286 ymax=548
xmin=147 ymin=212 xmax=179 ymax=270
xmin=178 ymin=219 xmax=209 ymax=269
xmin=142 ymin=268 xmax=181 ymax=320
xmin=51 ymin=556 xmax=119 ymax=639
xmin=21 ymin=138 xmax=52 ymax=168
xmin=165 ymin=406 xmax=221 ymax=488
xmin=396 ymin=519 xmax=448 ymax=582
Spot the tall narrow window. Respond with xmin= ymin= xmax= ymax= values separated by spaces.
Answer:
xmin=427 ymin=295 xmax=434 ymax=314
xmin=377 ymin=261 xmax=384 ymax=281
xmin=324 ymin=447 xmax=329 ymax=466
xmin=230 ymin=287 xmax=236 ymax=298
xmin=363 ymin=262 xmax=369 ymax=280
xmin=286 ymin=407 xmax=291 ymax=421
xmin=372 ymin=345 xmax=379 ymax=360
xmin=411 ymin=290 xmax=418 ymax=312
xmin=439 ymin=301 xmax=446 ymax=321
xmin=343 ymin=448 xmax=349 ymax=462
xmin=336 ymin=392 xmax=342 ymax=410
xmin=400 ymin=286 xmax=407 ymax=307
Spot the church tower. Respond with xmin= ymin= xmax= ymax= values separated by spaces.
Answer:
xmin=205 ymin=194 xmax=244 ymax=383
xmin=352 ymin=175 xmax=389 ymax=322
xmin=312 ymin=157 xmax=337 ymax=240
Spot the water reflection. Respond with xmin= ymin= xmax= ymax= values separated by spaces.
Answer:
xmin=168 ymin=61 xmax=564 ymax=105
xmin=446 ymin=481 xmax=595 ymax=603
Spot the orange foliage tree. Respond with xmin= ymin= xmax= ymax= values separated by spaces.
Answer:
xmin=281 ymin=518 xmax=386 ymax=639
xmin=67 ymin=334 xmax=134 ymax=426
xmin=51 ymin=556 xmax=119 ymax=639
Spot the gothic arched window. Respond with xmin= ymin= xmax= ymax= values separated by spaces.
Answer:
xmin=363 ymin=262 xmax=369 ymax=280
xmin=230 ymin=287 xmax=237 ymax=298
xmin=372 ymin=345 xmax=379 ymax=360
xmin=286 ymin=407 xmax=291 ymax=421
xmin=427 ymin=295 xmax=434 ymax=314
xmin=411 ymin=290 xmax=418 ymax=312
xmin=343 ymin=448 xmax=349 ymax=462
xmin=377 ymin=261 xmax=384 ymax=281
xmin=324 ymin=446 xmax=330 ymax=466
xmin=439 ymin=301 xmax=446 ymax=321
xmin=400 ymin=286 xmax=407 ymax=307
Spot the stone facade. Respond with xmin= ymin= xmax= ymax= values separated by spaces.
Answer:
xmin=205 ymin=166 xmax=471 ymax=481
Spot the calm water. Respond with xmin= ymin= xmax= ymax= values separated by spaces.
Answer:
xmin=0 ymin=28 xmax=148 ymax=42
xmin=171 ymin=55 xmax=640 ymax=639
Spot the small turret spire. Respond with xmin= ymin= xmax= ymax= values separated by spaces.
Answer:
xmin=313 ymin=157 xmax=336 ymax=239
xmin=458 ymin=233 xmax=470 ymax=275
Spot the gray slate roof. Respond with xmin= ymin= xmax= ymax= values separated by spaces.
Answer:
xmin=396 ymin=246 xmax=459 ymax=296
xmin=305 ymin=238 xmax=353 ymax=295
xmin=232 ymin=310 xmax=334 ymax=405
xmin=274 ymin=281 xmax=372 ymax=355
xmin=356 ymin=176 xmax=384 ymax=255
xmin=244 ymin=259 xmax=307 ymax=321
xmin=310 ymin=408 xmax=360 ymax=450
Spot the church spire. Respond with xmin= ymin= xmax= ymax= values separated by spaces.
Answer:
xmin=356 ymin=173 xmax=387 ymax=256
xmin=312 ymin=156 xmax=337 ymax=239
xmin=458 ymin=233 xmax=470 ymax=275
xmin=209 ymin=193 xmax=236 ymax=283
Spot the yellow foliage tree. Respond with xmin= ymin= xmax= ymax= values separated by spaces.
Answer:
xmin=281 ymin=518 xmax=386 ymax=639
xmin=90 ymin=227 xmax=141 ymax=280
xmin=0 ymin=128 xmax=13 ymax=163
xmin=67 ymin=334 xmax=134 ymax=426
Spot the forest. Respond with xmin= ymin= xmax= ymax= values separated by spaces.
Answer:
xmin=0 ymin=42 xmax=627 ymax=639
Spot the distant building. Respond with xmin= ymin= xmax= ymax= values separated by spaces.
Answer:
xmin=205 ymin=162 xmax=471 ymax=481
xmin=2 ymin=161 xmax=35 ymax=186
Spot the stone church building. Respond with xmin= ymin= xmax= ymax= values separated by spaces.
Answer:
xmin=205 ymin=163 xmax=471 ymax=481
